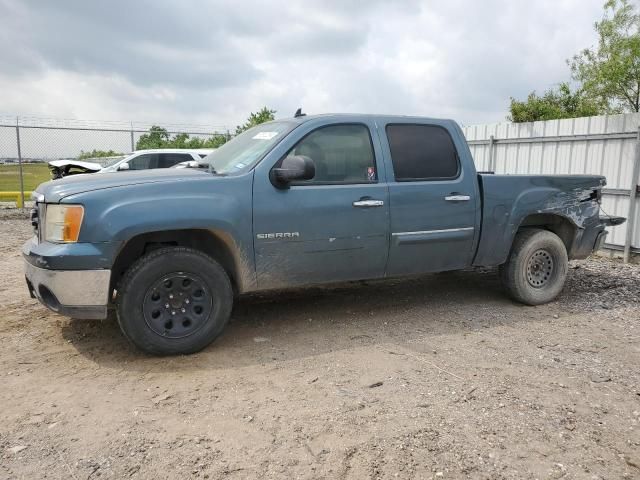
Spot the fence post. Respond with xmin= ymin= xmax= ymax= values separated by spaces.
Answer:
xmin=488 ymin=135 xmax=496 ymax=172
xmin=15 ymin=116 xmax=25 ymax=210
xmin=130 ymin=122 xmax=135 ymax=152
xmin=623 ymin=126 xmax=640 ymax=263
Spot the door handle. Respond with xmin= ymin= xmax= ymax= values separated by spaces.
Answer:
xmin=353 ymin=199 xmax=384 ymax=207
xmin=444 ymin=195 xmax=471 ymax=202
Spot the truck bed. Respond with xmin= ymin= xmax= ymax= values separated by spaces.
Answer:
xmin=473 ymin=174 xmax=606 ymax=266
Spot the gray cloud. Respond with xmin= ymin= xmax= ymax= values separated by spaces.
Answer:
xmin=0 ymin=0 xmax=605 ymax=126
xmin=3 ymin=0 xmax=262 ymax=88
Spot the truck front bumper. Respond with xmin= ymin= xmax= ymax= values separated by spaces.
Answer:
xmin=23 ymin=238 xmax=111 ymax=320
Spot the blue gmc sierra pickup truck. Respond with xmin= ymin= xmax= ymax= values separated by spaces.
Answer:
xmin=23 ymin=113 xmax=624 ymax=355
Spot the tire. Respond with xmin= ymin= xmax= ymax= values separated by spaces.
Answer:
xmin=116 ymin=247 xmax=233 ymax=355
xmin=499 ymin=228 xmax=568 ymax=306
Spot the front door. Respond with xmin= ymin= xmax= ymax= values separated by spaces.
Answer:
xmin=252 ymin=122 xmax=390 ymax=289
xmin=380 ymin=121 xmax=479 ymax=275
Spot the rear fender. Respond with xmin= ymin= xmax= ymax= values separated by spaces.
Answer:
xmin=473 ymin=178 xmax=603 ymax=266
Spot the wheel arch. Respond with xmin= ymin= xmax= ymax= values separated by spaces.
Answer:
xmin=109 ymin=229 xmax=252 ymax=299
xmin=516 ymin=213 xmax=578 ymax=255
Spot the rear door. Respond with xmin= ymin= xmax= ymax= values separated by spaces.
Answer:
xmin=252 ymin=120 xmax=390 ymax=288
xmin=380 ymin=121 xmax=478 ymax=275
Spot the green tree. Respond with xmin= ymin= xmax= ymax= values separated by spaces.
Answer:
xmin=135 ymin=126 xmax=170 ymax=149
xmin=134 ymin=108 xmax=275 ymax=150
xmin=170 ymin=132 xmax=208 ymax=149
xmin=77 ymin=149 xmax=122 ymax=160
xmin=508 ymin=83 xmax=603 ymax=123
xmin=135 ymin=126 xmax=227 ymax=150
xmin=202 ymin=134 xmax=229 ymax=148
xmin=234 ymin=107 xmax=276 ymax=135
xmin=569 ymin=0 xmax=640 ymax=112
xmin=169 ymin=132 xmax=191 ymax=149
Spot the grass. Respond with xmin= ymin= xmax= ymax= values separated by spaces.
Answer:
xmin=0 ymin=163 xmax=51 ymax=192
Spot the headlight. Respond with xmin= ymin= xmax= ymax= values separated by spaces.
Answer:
xmin=45 ymin=204 xmax=84 ymax=243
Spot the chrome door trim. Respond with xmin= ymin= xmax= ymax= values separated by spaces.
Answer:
xmin=392 ymin=227 xmax=474 ymax=236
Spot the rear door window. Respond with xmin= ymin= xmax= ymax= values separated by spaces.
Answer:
xmin=157 ymin=153 xmax=192 ymax=168
xmin=386 ymin=124 xmax=459 ymax=181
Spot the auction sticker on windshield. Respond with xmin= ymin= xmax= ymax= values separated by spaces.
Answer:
xmin=253 ymin=131 xmax=279 ymax=140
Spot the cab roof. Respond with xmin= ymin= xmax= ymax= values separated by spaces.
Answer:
xmin=281 ymin=112 xmax=457 ymax=126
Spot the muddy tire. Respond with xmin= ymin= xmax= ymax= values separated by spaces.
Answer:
xmin=116 ymin=247 xmax=233 ymax=355
xmin=500 ymin=228 xmax=568 ymax=306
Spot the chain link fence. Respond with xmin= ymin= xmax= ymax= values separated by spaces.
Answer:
xmin=0 ymin=115 xmax=231 ymax=207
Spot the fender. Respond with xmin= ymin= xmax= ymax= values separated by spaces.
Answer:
xmin=62 ymin=173 xmax=257 ymax=289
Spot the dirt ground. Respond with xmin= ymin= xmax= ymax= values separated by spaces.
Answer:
xmin=1 ymin=213 xmax=639 ymax=480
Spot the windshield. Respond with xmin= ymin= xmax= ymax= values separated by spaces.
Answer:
xmin=102 ymin=154 xmax=130 ymax=168
xmin=202 ymin=121 xmax=295 ymax=175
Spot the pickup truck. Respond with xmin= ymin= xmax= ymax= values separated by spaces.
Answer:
xmin=23 ymin=113 xmax=624 ymax=355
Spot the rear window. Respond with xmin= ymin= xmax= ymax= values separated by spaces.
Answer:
xmin=386 ymin=124 xmax=459 ymax=181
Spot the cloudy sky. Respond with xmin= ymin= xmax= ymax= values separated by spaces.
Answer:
xmin=0 ymin=0 xmax=608 ymax=129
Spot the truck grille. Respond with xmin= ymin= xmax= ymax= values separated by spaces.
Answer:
xmin=30 ymin=203 xmax=42 ymax=241
xmin=30 ymin=207 xmax=38 ymax=231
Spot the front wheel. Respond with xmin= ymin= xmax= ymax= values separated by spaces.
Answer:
xmin=116 ymin=247 xmax=233 ymax=355
xmin=499 ymin=228 xmax=568 ymax=305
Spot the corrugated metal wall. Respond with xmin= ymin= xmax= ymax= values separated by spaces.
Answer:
xmin=463 ymin=113 xmax=640 ymax=253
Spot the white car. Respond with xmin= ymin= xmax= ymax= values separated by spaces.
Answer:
xmin=48 ymin=149 xmax=215 ymax=178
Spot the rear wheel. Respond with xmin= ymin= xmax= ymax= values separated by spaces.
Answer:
xmin=500 ymin=228 xmax=568 ymax=305
xmin=116 ymin=247 xmax=233 ymax=355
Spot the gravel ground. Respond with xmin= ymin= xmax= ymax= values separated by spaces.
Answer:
xmin=0 ymin=216 xmax=639 ymax=479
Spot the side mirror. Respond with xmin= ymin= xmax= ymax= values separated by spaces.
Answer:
xmin=117 ymin=162 xmax=130 ymax=171
xmin=270 ymin=155 xmax=315 ymax=188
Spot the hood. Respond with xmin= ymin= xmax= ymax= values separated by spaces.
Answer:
xmin=48 ymin=160 xmax=103 ymax=179
xmin=36 ymin=168 xmax=211 ymax=203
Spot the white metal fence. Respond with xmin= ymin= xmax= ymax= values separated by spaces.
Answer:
xmin=463 ymin=113 xmax=640 ymax=260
